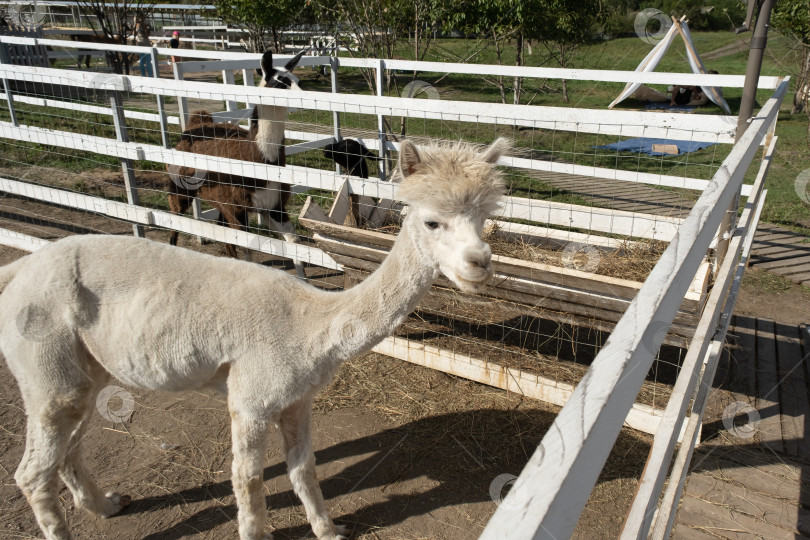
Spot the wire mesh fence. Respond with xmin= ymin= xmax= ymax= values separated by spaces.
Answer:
xmin=0 ymin=37 xmax=775 ymax=423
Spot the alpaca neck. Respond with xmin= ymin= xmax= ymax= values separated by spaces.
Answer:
xmin=254 ymin=104 xmax=287 ymax=163
xmin=327 ymin=219 xmax=436 ymax=359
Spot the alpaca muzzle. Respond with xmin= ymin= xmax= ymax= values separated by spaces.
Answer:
xmin=456 ymin=244 xmax=494 ymax=289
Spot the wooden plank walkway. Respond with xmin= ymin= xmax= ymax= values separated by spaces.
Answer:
xmin=672 ymin=315 xmax=810 ymax=539
xmin=748 ymin=223 xmax=810 ymax=287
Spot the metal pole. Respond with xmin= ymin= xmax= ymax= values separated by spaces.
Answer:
xmin=0 ymin=43 xmax=19 ymax=127
xmin=736 ymin=0 xmax=776 ymax=141
xmin=376 ymin=59 xmax=386 ymax=180
xmin=330 ymin=56 xmax=342 ymax=174
xmin=719 ymin=0 xmax=776 ymax=276
xmin=149 ymin=46 xmax=170 ymax=149
xmin=110 ymin=94 xmax=145 ymax=238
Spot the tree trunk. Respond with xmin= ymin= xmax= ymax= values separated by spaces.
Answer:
xmin=560 ymin=43 xmax=570 ymax=103
xmin=791 ymin=46 xmax=810 ymax=114
xmin=514 ymin=30 xmax=523 ymax=105
xmin=494 ymin=31 xmax=506 ymax=104
xmin=271 ymin=27 xmax=280 ymax=53
xmin=414 ymin=4 xmax=419 ymax=61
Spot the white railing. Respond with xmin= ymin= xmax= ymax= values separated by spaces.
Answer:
xmin=0 ymin=36 xmax=789 ymax=538
xmin=480 ymin=80 xmax=787 ymax=540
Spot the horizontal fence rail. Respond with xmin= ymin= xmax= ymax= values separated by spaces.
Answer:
xmin=0 ymin=176 xmax=341 ymax=269
xmin=0 ymin=35 xmax=788 ymax=538
xmin=0 ymin=92 xmax=750 ymax=196
xmin=0 ymin=62 xmax=742 ymax=144
xmin=2 ymin=35 xmax=784 ymax=89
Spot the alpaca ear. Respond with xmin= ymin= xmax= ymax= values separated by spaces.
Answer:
xmin=260 ymin=50 xmax=274 ymax=77
xmin=284 ymin=48 xmax=308 ymax=71
xmin=397 ymin=140 xmax=421 ymax=177
xmin=481 ymin=137 xmax=510 ymax=164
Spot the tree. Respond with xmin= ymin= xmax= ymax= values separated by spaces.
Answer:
xmin=213 ymin=0 xmax=308 ymax=54
xmin=78 ymin=0 xmax=156 ymax=75
xmin=772 ymin=0 xmax=810 ymax=115
xmin=312 ymin=0 xmax=403 ymax=92
xmin=311 ymin=0 xmax=446 ymax=95
xmin=448 ymin=0 xmax=523 ymax=104
xmin=449 ymin=0 xmax=599 ymax=104
xmin=529 ymin=0 xmax=600 ymax=102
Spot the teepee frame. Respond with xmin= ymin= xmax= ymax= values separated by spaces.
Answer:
xmin=609 ymin=16 xmax=732 ymax=114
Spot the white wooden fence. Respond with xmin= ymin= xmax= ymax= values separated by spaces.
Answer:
xmin=0 ymin=36 xmax=789 ymax=539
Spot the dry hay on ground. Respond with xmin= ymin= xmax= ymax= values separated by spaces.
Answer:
xmin=0 ymin=329 xmax=652 ymax=540
xmin=375 ymin=221 xmax=667 ymax=282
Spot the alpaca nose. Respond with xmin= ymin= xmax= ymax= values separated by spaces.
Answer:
xmin=463 ymin=244 xmax=492 ymax=269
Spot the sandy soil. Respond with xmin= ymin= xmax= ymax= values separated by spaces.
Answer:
xmin=0 ymin=192 xmax=654 ymax=540
xmin=0 ymin=296 xmax=652 ymax=540
xmin=0 ymin=172 xmax=802 ymax=539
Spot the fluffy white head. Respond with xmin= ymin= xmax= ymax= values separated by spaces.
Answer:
xmin=395 ymin=138 xmax=509 ymax=292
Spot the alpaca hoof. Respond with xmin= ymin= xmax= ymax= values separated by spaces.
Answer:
xmin=261 ymin=533 xmax=274 ymax=540
xmin=100 ymin=491 xmax=131 ymax=518
xmin=324 ymin=524 xmax=347 ymax=540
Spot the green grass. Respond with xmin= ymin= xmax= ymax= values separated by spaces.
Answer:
xmin=742 ymin=267 xmax=797 ymax=293
xmin=314 ymin=33 xmax=808 ymax=232
xmin=1 ymin=30 xmax=807 ymax=235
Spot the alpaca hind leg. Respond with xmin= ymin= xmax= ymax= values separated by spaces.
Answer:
xmin=218 ymin=206 xmax=249 ymax=260
xmin=230 ymin=408 xmax=271 ymax=540
xmin=167 ymin=190 xmax=192 ymax=247
xmin=15 ymin=399 xmax=87 ymax=540
xmin=279 ymin=399 xmax=345 ymax=540
xmin=59 ymin=387 xmax=130 ymax=518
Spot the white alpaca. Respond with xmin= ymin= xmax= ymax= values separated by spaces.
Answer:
xmin=0 ymin=137 xmax=509 ymax=540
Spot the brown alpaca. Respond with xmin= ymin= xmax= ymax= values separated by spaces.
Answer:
xmin=167 ymin=50 xmax=305 ymax=275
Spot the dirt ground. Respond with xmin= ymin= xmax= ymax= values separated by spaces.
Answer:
xmin=0 ymin=182 xmax=805 ymax=540
xmin=0 ymin=189 xmax=656 ymax=540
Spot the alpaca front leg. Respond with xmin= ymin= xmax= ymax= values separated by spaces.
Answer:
xmin=230 ymin=411 xmax=271 ymax=540
xmin=60 ymin=414 xmax=130 ymax=518
xmin=261 ymin=211 xmax=305 ymax=279
xmin=280 ymin=399 xmax=346 ymax=540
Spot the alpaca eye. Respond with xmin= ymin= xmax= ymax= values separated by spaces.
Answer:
xmin=425 ymin=221 xmax=440 ymax=230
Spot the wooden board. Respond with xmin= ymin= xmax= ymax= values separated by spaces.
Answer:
xmin=300 ymin=205 xmax=703 ymax=308
xmin=674 ymin=492 xmax=808 ymax=540
xmin=371 ymin=335 xmax=664 ymax=435
xmin=685 ymin=473 xmax=810 ymax=536
xmin=318 ymin=235 xmax=700 ymax=329
xmin=774 ymin=322 xmax=809 ymax=457
xmin=488 ymin=219 xmax=643 ymax=251
xmin=651 ymin=144 xmax=679 ymax=155
xmin=755 ymin=318 xmax=786 ymax=453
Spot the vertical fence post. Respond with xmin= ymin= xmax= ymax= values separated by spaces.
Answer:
xmin=330 ymin=56 xmax=341 ymax=173
xmin=242 ymin=67 xmax=254 ymax=109
xmin=149 ymin=46 xmax=170 ymax=149
xmin=172 ymin=60 xmax=189 ymax=130
xmin=171 ymin=59 xmax=203 ymax=240
xmin=0 ymin=42 xmax=19 ymax=127
xmin=375 ymin=59 xmax=387 ymax=180
xmin=109 ymin=94 xmax=145 ymax=237
xmin=222 ymin=69 xmax=238 ymax=113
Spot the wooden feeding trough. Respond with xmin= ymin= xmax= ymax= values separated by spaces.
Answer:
xmin=300 ymin=181 xmax=711 ymax=350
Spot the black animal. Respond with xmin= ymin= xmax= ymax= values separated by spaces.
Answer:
xmin=323 ymin=139 xmax=379 ymax=179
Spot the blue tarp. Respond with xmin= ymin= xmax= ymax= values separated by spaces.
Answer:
xmin=593 ymin=138 xmax=715 ymax=156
